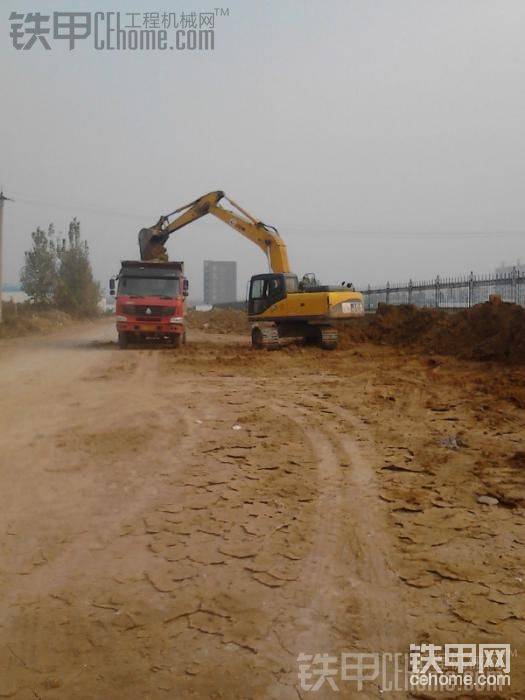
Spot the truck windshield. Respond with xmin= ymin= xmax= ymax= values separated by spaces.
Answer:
xmin=118 ymin=276 xmax=180 ymax=298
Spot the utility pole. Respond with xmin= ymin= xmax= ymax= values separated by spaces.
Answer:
xmin=0 ymin=190 xmax=14 ymax=323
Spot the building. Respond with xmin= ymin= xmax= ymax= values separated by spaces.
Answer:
xmin=203 ymin=260 xmax=237 ymax=305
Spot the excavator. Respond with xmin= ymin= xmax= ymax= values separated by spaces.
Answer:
xmin=138 ymin=191 xmax=364 ymax=349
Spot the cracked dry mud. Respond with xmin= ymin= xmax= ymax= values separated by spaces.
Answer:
xmin=0 ymin=320 xmax=523 ymax=699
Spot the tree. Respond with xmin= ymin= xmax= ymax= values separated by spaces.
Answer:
xmin=20 ymin=225 xmax=57 ymax=305
xmin=55 ymin=218 xmax=101 ymax=316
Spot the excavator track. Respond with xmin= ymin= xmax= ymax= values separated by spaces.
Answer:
xmin=319 ymin=326 xmax=338 ymax=350
xmin=251 ymin=325 xmax=280 ymax=351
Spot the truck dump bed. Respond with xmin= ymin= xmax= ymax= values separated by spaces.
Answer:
xmin=120 ymin=260 xmax=184 ymax=276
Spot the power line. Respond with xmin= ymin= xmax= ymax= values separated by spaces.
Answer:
xmin=9 ymin=193 xmax=525 ymax=239
xmin=12 ymin=194 xmax=149 ymax=222
xmin=282 ymin=227 xmax=525 ymax=238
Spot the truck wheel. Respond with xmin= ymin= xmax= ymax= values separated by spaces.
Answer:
xmin=171 ymin=334 xmax=183 ymax=349
xmin=118 ymin=332 xmax=129 ymax=349
xmin=182 ymin=331 xmax=187 ymax=345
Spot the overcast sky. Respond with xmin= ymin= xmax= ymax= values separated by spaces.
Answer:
xmin=1 ymin=0 xmax=524 ymax=298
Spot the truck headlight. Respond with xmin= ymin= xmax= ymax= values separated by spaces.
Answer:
xmin=116 ymin=315 xmax=127 ymax=322
xmin=169 ymin=316 xmax=184 ymax=324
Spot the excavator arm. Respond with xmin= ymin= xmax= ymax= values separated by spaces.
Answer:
xmin=138 ymin=190 xmax=291 ymax=274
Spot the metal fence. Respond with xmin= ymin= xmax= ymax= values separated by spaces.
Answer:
xmin=361 ymin=268 xmax=525 ymax=312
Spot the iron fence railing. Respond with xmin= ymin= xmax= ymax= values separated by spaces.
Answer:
xmin=361 ymin=268 xmax=525 ymax=312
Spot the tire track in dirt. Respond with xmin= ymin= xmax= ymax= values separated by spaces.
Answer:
xmin=270 ymin=398 xmax=410 ymax=699
xmin=294 ymin=368 xmax=525 ymax=698
xmin=309 ymin=400 xmax=410 ymax=653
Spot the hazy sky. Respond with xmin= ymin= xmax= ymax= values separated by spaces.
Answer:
xmin=1 ymin=0 xmax=524 ymax=298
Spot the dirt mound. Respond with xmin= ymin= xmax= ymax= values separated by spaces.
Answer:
xmin=428 ymin=299 xmax=525 ymax=361
xmin=341 ymin=299 xmax=525 ymax=363
xmin=0 ymin=303 xmax=73 ymax=339
xmin=342 ymin=304 xmax=440 ymax=345
xmin=186 ymin=308 xmax=249 ymax=334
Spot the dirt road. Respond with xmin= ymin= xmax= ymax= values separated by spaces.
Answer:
xmin=0 ymin=321 xmax=523 ymax=699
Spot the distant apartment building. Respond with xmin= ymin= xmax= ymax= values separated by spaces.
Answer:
xmin=203 ymin=260 xmax=237 ymax=305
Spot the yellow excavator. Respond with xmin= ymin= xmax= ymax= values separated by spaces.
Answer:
xmin=138 ymin=191 xmax=364 ymax=349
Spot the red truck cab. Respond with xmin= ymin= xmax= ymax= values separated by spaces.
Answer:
xmin=110 ymin=260 xmax=188 ymax=348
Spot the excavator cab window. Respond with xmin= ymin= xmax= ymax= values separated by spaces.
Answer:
xmin=284 ymin=274 xmax=299 ymax=293
xmin=248 ymin=274 xmax=286 ymax=315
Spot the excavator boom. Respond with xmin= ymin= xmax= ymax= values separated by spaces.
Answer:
xmin=139 ymin=190 xmax=291 ymax=273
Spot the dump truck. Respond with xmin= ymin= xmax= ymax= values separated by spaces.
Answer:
xmin=138 ymin=191 xmax=364 ymax=349
xmin=110 ymin=260 xmax=188 ymax=348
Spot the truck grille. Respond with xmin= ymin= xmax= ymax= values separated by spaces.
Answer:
xmin=123 ymin=304 xmax=175 ymax=318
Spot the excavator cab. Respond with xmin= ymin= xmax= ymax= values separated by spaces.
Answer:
xmin=248 ymin=273 xmax=298 ymax=316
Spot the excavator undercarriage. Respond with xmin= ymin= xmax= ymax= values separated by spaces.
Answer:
xmin=251 ymin=322 xmax=339 ymax=350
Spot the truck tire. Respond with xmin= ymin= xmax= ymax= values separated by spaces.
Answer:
xmin=118 ymin=332 xmax=129 ymax=349
xmin=171 ymin=334 xmax=183 ymax=349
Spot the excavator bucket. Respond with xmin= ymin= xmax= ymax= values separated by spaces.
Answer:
xmin=138 ymin=228 xmax=169 ymax=261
